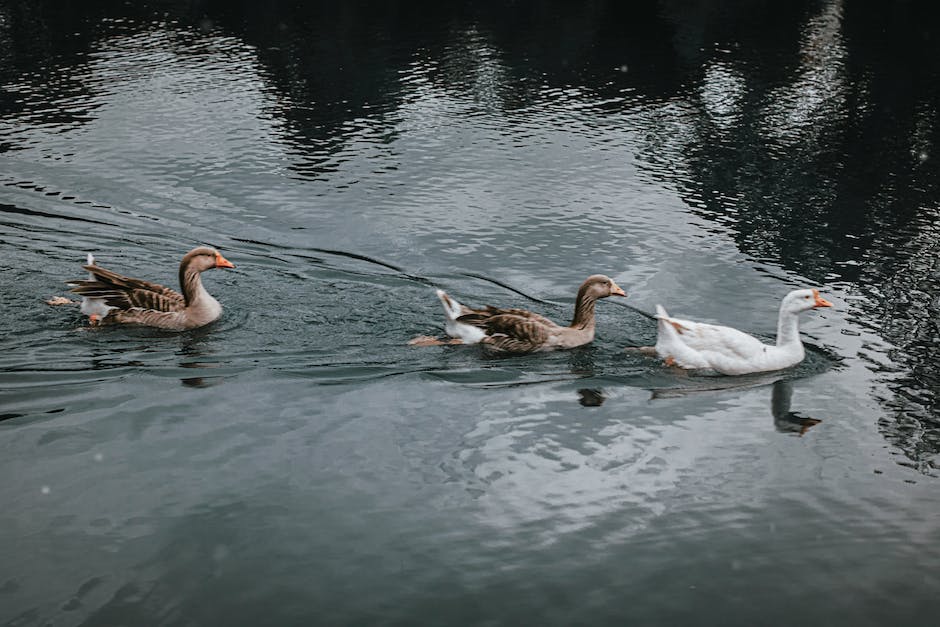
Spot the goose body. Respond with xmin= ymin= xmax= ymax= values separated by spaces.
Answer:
xmin=68 ymin=247 xmax=235 ymax=330
xmin=414 ymin=275 xmax=627 ymax=353
xmin=653 ymin=288 xmax=832 ymax=375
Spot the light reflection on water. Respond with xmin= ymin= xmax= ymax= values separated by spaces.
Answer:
xmin=1 ymin=1 xmax=939 ymax=625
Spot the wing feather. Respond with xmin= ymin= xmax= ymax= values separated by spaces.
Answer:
xmin=457 ymin=306 xmax=555 ymax=329
xmin=481 ymin=313 xmax=552 ymax=352
xmin=667 ymin=317 xmax=769 ymax=359
xmin=69 ymin=264 xmax=184 ymax=313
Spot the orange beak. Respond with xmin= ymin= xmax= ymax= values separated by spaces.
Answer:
xmin=812 ymin=289 xmax=832 ymax=308
xmin=215 ymin=252 xmax=236 ymax=269
xmin=610 ymin=281 xmax=627 ymax=297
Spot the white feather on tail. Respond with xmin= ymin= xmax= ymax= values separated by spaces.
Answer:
xmin=76 ymin=252 xmax=115 ymax=323
xmin=654 ymin=304 xmax=681 ymax=343
xmin=436 ymin=289 xmax=463 ymax=321
xmin=653 ymin=303 xmax=711 ymax=369
xmin=436 ymin=289 xmax=486 ymax=344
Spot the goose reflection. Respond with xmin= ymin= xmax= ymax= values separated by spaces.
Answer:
xmin=571 ymin=348 xmax=606 ymax=406
xmin=178 ymin=329 xmax=224 ymax=388
xmin=646 ymin=376 xmax=822 ymax=435
xmin=577 ymin=388 xmax=606 ymax=407
xmin=771 ymin=380 xmax=822 ymax=436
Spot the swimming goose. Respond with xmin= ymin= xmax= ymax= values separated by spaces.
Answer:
xmin=652 ymin=288 xmax=833 ymax=375
xmin=68 ymin=247 xmax=235 ymax=330
xmin=410 ymin=274 xmax=627 ymax=352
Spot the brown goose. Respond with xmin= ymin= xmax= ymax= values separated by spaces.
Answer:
xmin=68 ymin=247 xmax=235 ymax=330
xmin=410 ymin=275 xmax=627 ymax=352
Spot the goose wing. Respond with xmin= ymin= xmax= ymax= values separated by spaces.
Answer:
xmin=480 ymin=313 xmax=552 ymax=353
xmin=69 ymin=264 xmax=185 ymax=313
xmin=665 ymin=316 xmax=769 ymax=360
xmin=456 ymin=306 xmax=556 ymax=330
xmin=456 ymin=307 xmax=556 ymax=352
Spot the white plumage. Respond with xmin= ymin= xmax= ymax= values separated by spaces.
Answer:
xmin=436 ymin=289 xmax=487 ymax=344
xmin=653 ymin=288 xmax=833 ymax=375
xmin=76 ymin=253 xmax=115 ymax=322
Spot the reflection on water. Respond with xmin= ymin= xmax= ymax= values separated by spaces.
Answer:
xmin=2 ymin=0 xmax=940 ymax=624
xmin=762 ymin=0 xmax=848 ymax=146
xmin=871 ymin=208 xmax=940 ymax=475
xmin=771 ymin=380 xmax=823 ymax=436
xmin=577 ymin=388 xmax=606 ymax=407
xmin=647 ymin=372 xmax=824 ymax=435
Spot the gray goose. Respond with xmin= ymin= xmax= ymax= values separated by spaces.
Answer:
xmin=410 ymin=274 xmax=627 ymax=353
xmin=68 ymin=247 xmax=235 ymax=330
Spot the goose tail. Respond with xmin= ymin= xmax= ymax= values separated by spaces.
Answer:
xmin=85 ymin=253 xmax=96 ymax=279
xmin=67 ymin=252 xmax=113 ymax=323
xmin=654 ymin=304 xmax=682 ymax=344
xmin=436 ymin=289 xmax=464 ymax=322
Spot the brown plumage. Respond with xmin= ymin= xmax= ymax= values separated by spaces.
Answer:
xmin=411 ymin=274 xmax=627 ymax=353
xmin=68 ymin=247 xmax=235 ymax=330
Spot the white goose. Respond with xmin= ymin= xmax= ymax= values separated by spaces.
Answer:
xmin=652 ymin=288 xmax=833 ymax=375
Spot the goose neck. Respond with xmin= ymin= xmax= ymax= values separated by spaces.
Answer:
xmin=179 ymin=265 xmax=205 ymax=306
xmin=776 ymin=307 xmax=802 ymax=348
xmin=570 ymin=294 xmax=597 ymax=330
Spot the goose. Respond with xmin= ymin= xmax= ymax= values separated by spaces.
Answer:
xmin=68 ymin=247 xmax=235 ymax=330
xmin=650 ymin=288 xmax=833 ymax=375
xmin=409 ymin=274 xmax=627 ymax=352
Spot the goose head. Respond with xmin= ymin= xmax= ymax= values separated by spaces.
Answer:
xmin=181 ymin=247 xmax=236 ymax=273
xmin=578 ymin=274 xmax=627 ymax=302
xmin=782 ymin=288 xmax=832 ymax=315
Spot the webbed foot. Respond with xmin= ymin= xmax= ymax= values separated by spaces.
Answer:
xmin=408 ymin=335 xmax=463 ymax=347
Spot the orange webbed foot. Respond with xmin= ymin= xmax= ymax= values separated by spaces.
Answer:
xmin=408 ymin=335 xmax=460 ymax=347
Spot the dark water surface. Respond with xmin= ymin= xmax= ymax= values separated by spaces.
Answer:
xmin=2 ymin=1 xmax=939 ymax=625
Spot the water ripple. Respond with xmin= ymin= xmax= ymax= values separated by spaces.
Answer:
xmin=3 ymin=3 xmax=940 ymax=625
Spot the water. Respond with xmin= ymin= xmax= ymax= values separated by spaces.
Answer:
xmin=1 ymin=1 xmax=938 ymax=625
